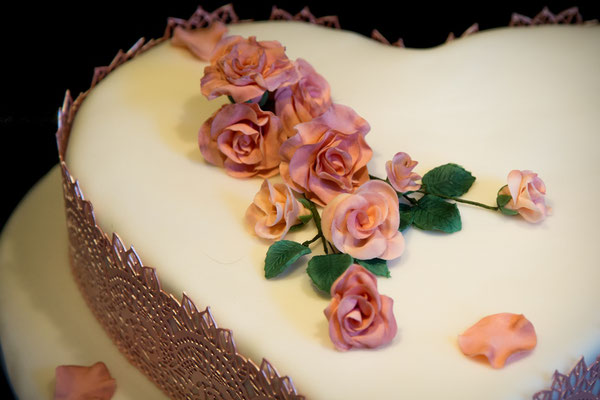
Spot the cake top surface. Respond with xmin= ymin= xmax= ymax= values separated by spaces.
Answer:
xmin=65 ymin=20 xmax=600 ymax=399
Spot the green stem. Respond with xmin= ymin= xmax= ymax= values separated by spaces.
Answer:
xmin=301 ymin=233 xmax=321 ymax=247
xmin=370 ymin=174 xmax=418 ymax=205
xmin=417 ymin=190 xmax=498 ymax=211
xmin=304 ymin=197 xmax=329 ymax=254
xmin=369 ymin=174 xmax=386 ymax=181
xmin=401 ymin=193 xmax=417 ymax=205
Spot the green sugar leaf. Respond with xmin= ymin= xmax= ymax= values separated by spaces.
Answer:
xmin=399 ymin=203 xmax=415 ymax=232
xmin=496 ymin=186 xmax=519 ymax=215
xmin=289 ymin=213 xmax=313 ymax=232
xmin=257 ymin=90 xmax=270 ymax=107
xmin=413 ymin=195 xmax=462 ymax=233
xmin=500 ymin=207 xmax=519 ymax=216
xmin=422 ymin=163 xmax=476 ymax=197
xmin=264 ymin=240 xmax=311 ymax=279
xmin=307 ymin=253 xmax=353 ymax=293
xmin=299 ymin=214 xmax=313 ymax=224
xmin=496 ymin=194 xmax=512 ymax=208
xmin=355 ymin=258 xmax=391 ymax=278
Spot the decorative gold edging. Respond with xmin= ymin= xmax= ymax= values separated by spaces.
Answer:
xmin=54 ymin=4 xmax=599 ymax=400
xmin=56 ymin=5 xmax=305 ymax=399
xmin=368 ymin=6 xmax=597 ymax=46
xmin=59 ymin=162 xmax=304 ymax=399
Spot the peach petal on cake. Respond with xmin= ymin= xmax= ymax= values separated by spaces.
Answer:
xmin=279 ymin=104 xmax=372 ymax=206
xmin=499 ymin=170 xmax=550 ymax=223
xmin=458 ymin=313 xmax=537 ymax=368
xmin=324 ymin=264 xmax=397 ymax=351
xmin=275 ymin=58 xmax=332 ymax=138
xmin=171 ymin=21 xmax=228 ymax=61
xmin=201 ymin=35 xmax=300 ymax=103
xmin=322 ymin=180 xmax=404 ymax=260
xmin=198 ymin=103 xmax=285 ymax=178
xmin=246 ymin=179 xmax=311 ymax=240
xmin=54 ymin=362 xmax=116 ymax=400
xmin=385 ymin=152 xmax=421 ymax=192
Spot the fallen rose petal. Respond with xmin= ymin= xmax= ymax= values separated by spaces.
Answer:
xmin=458 ymin=313 xmax=537 ymax=368
xmin=172 ymin=21 xmax=228 ymax=61
xmin=54 ymin=362 xmax=116 ymax=400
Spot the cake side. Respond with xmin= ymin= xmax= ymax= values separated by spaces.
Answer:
xmin=61 ymin=17 xmax=600 ymax=400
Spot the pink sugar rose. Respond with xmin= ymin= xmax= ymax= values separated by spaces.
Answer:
xmin=385 ymin=152 xmax=421 ymax=192
xmin=171 ymin=21 xmax=228 ymax=61
xmin=199 ymin=103 xmax=285 ymax=178
xmin=324 ymin=264 xmax=397 ymax=351
xmin=279 ymin=104 xmax=373 ymax=206
xmin=201 ymin=35 xmax=300 ymax=103
xmin=275 ymin=58 xmax=332 ymax=138
xmin=246 ymin=179 xmax=311 ymax=240
xmin=499 ymin=170 xmax=550 ymax=223
xmin=322 ymin=180 xmax=405 ymax=260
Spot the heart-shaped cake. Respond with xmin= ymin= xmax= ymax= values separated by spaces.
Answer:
xmin=63 ymin=19 xmax=600 ymax=399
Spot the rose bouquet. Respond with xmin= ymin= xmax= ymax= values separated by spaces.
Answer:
xmin=174 ymin=22 xmax=550 ymax=352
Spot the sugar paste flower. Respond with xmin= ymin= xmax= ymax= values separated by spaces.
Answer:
xmin=322 ymin=180 xmax=404 ymax=260
xmin=246 ymin=179 xmax=311 ymax=240
xmin=279 ymin=104 xmax=372 ymax=206
xmin=324 ymin=264 xmax=397 ymax=351
xmin=171 ymin=21 xmax=228 ymax=61
xmin=458 ymin=313 xmax=537 ymax=368
xmin=499 ymin=170 xmax=550 ymax=223
xmin=275 ymin=58 xmax=332 ymax=138
xmin=199 ymin=103 xmax=285 ymax=178
xmin=385 ymin=152 xmax=421 ymax=192
xmin=54 ymin=362 xmax=116 ymax=400
xmin=201 ymin=35 xmax=300 ymax=103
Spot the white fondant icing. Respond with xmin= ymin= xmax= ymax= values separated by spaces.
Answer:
xmin=64 ymin=21 xmax=600 ymax=399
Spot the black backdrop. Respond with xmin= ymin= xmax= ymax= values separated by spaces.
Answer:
xmin=1 ymin=1 xmax=598 ymax=398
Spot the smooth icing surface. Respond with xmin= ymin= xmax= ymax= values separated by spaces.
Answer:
xmin=65 ymin=21 xmax=600 ymax=399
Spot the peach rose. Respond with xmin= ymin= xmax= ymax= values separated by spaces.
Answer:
xmin=322 ymin=180 xmax=404 ymax=260
xmin=199 ymin=103 xmax=285 ymax=178
xmin=275 ymin=58 xmax=332 ymax=138
xmin=324 ymin=264 xmax=397 ymax=351
xmin=201 ymin=35 xmax=300 ymax=103
xmin=499 ymin=170 xmax=550 ymax=223
xmin=385 ymin=152 xmax=421 ymax=192
xmin=245 ymin=179 xmax=311 ymax=240
xmin=279 ymin=104 xmax=373 ymax=206
xmin=171 ymin=21 xmax=228 ymax=61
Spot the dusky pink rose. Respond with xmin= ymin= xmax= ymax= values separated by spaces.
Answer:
xmin=279 ymin=104 xmax=373 ymax=206
xmin=201 ymin=35 xmax=300 ymax=103
xmin=321 ymin=180 xmax=405 ymax=260
xmin=199 ymin=103 xmax=285 ymax=178
xmin=324 ymin=264 xmax=397 ymax=351
xmin=274 ymin=58 xmax=332 ymax=138
xmin=385 ymin=152 xmax=421 ymax=192
xmin=54 ymin=362 xmax=116 ymax=400
xmin=245 ymin=179 xmax=311 ymax=240
xmin=171 ymin=21 xmax=228 ymax=61
xmin=499 ymin=170 xmax=550 ymax=223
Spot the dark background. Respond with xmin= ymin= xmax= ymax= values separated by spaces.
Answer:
xmin=1 ymin=1 xmax=598 ymax=398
